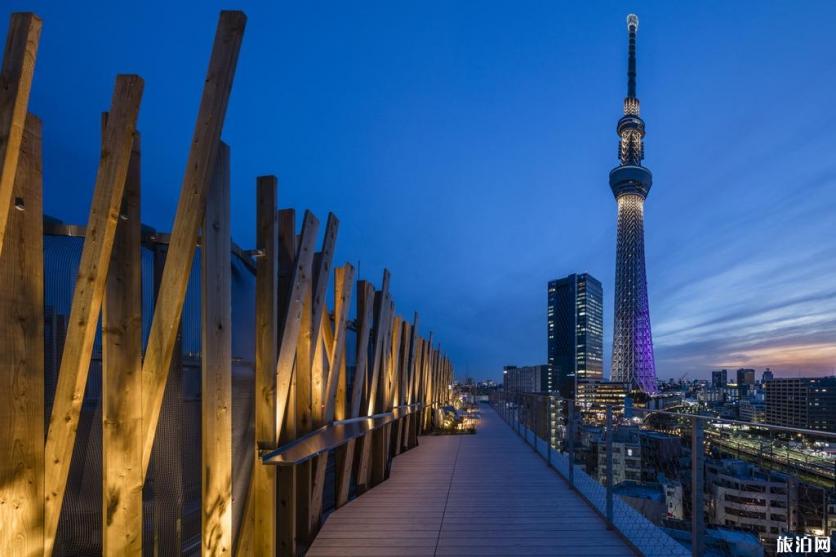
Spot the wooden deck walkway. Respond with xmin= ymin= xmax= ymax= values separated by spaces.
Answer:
xmin=308 ymin=405 xmax=637 ymax=556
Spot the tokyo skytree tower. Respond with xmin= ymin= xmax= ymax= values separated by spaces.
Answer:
xmin=609 ymin=14 xmax=658 ymax=394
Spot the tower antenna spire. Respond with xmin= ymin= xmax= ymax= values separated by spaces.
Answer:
xmin=609 ymin=13 xmax=658 ymax=395
xmin=626 ymin=14 xmax=638 ymax=99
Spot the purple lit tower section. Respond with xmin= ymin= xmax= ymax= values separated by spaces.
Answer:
xmin=609 ymin=14 xmax=658 ymax=394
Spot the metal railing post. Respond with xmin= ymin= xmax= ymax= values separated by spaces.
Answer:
xmin=547 ymin=397 xmax=552 ymax=465
xmin=517 ymin=398 xmax=521 ymax=436
xmin=606 ymin=405 xmax=614 ymax=529
xmin=515 ymin=402 xmax=519 ymax=433
xmin=527 ymin=400 xmax=531 ymax=447
xmin=568 ymin=403 xmax=575 ymax=485
xmin=691 ymin=416 xmax=705 ymax=557
xmin=533 ymin=400 xmax=538 ymax=452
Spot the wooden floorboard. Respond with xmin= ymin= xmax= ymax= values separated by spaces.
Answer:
xmin=307 ymin=405 xmax=636 ymax=556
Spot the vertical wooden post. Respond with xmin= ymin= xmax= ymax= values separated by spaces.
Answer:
xmin=237 ymin=176 xmax=279 ymax=557
xmin=294 ymin=286 xmax=313 ymax=545
xmin=141 ymin=11 xmax=246 ymax=476
xmin=201 ymin=142 xmax=232 ymax=556
xmin=44 ymin=75 xmax=144 ymax=555
xmin=0 ymin=13 xmax=41 ymax=258
xmin=277 ymin=466 xmax=297 ymax=556
xmin=0 ymin=114 xmax=43 ymax=556
xmin=102 ymin=122 xmax=142 ymax=557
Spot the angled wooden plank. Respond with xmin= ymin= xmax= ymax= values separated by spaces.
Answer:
xmin=310 ymin=213 xmax=338 ymax=427
xmin=276 ymin=208 xmax=296 ymax=445
xmin=201 ymin=142 xmax=232 ymax=556
xmin=360 ymin=282 xmax=395 ymax=490
xmin=309 ymin=264 xmax=355 ymax=530
xmin=323 ymin=264 xmax=355 ymax=424
xmin=43 ymin=75 xmax=144 ymax=555
xmin=365 ymin=271 xmax=391 ymax=416
xmin=275 ymin=210 xmax=318 ymax=440
xmin=373 ymin=295 xmax=393 ymax=415
xmin=349 ymin=281 xmax=375 ymax=418
xmin=393 ymin=320 xmax=409 ymax=456
xmin=0 ymin=113 xmax=43 ymax=557
xmin=102 ymin=120 xmax=142 ymax=557
xmin=335 ymin=281 xmax=375 ymax=507
xmin=0 ymin=13 xmax=41 ymax=259
xmin=372 ymin=303 xmax=398 ymax=483
xmin=392 ymin=319 xmax=406 ymax=408
xmin=355 ymin=286 xmax=388 ymax=491
xmin=387 ymin=313 xmax=403 ymax=411
xmin=405 ymin=314 xmax=419 ymax=405
xmin=140 ymin=11 xmax=246 ymax=475
xmin=275 ymin=208 xmax=295 ymax=342
xmin=334 ymin=339 xmax=347 ymax=421
xmin=235 ymin=175 xmax=279 ymax=557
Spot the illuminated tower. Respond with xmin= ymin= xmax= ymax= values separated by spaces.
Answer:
xmin=609 ymin=14 xmax=657 ymax=394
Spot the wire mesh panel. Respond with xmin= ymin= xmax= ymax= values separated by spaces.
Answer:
xmin=44 ymin=234 xmax=257 ymax=556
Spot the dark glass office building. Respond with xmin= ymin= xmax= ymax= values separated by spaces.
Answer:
xmin=547 ymin=273 xmax=604 ymax=398
xmin=765 ymin=377 xmax=836 ymax=432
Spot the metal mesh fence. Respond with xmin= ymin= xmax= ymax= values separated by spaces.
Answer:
xmin=43 ymin=233 xmax=260 ymax=556
xmin=492 ymin=390 xmax=836 ymax=557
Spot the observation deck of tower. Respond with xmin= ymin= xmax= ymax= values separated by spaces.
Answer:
xmin=609 ymin=13 xmax=658 ymax=395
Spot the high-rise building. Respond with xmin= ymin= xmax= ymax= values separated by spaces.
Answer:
xmin=761 ymin=368 xmax=774 ymax=383
xmin=503 ymin=364 xmax=551 ymax=394
xmin=736 ymin=368 xmax=755 ymax=386
xmin=547 ymin=273 xmax=604 ymax=398
xmin=765 ymin=377 xmax=836 ymax=432
xmin=711 ymin=369 xmax=728 ymax=387
xmin=609 ymin=14 xmax=658 ymax=394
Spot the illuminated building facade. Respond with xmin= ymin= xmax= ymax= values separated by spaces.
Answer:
xmin=609 ymin=14 xmax=658 ymax=394
xmin=706 ymin=459 xmax=799 ymax=541
xmin=576 ymin=380 xmax=628 ymax=422
xmin=547 ymin=273 xmax=603 ymax=398
xmin=765 ymin=377 xmax=836 ymax=432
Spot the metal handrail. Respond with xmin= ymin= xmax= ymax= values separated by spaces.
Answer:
xmin=261 ymin=403 xmax=422 ymax=465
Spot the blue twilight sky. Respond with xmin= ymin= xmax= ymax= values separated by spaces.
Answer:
xmin=10 ymin=1 xmax=836 ymax=380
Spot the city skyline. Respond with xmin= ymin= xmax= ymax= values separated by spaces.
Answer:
xmin=13 ymin=1 xmax=836 ymax=380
